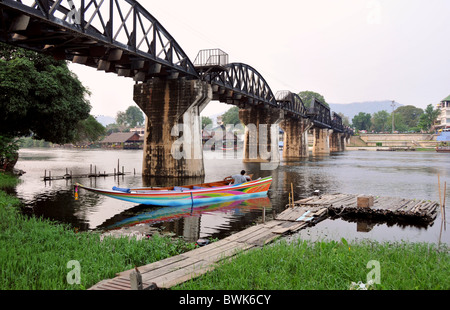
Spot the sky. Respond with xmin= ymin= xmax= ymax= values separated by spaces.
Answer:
xmin=68 ymin=0 xmax=450 ymax=119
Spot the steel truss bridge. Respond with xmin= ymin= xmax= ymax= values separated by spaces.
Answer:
xmin=0 ymin=0 xmax=352 ymax=135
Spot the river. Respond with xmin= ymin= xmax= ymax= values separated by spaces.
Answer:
xmin=14 ymin=148 xmax=450 ymax=245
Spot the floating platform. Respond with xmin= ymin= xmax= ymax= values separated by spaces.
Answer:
xmin=89 ymin=193 xmax=439 ymax=290
xmin=295 ymin=193 xmax=438 ymax=224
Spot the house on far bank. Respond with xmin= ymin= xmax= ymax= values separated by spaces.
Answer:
xmin=202 ymin=126 xmax=241 ymax=150
xmin=436 ymin=95 xmax=450 ymax=131
xmin=100 ymin=132 xmax=143 ymax=149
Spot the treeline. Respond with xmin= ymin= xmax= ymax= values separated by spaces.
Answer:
xmin=105 ymin=106 xmax=144 ymax=135
xmin=351 ymin=104 xmax=440 ymax=133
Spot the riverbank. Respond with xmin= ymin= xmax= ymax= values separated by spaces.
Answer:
xmin=347 ymin=133 xmax=437 ymax=149
xmin=0 ymin=172 xmax=195 ymax=290
xmin=1 ymin=172 xmax=448 ymax=290
xmin=174 ymin=238 xmax=449 ymax=290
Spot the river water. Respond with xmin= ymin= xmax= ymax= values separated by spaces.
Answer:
xmin=13 ymin=148 xmax=450 ymax=245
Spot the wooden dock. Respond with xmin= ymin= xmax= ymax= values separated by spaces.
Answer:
xmin=42 ymin=162 xmax=130 ymax=181
xmin=88 ymin=193 xmax=439 ymax=290
xmin=296 ymin=193 xmax=439 ymax=224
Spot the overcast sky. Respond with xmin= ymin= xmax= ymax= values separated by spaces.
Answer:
xmin=68 ymin=0 xmax=450 ymax=118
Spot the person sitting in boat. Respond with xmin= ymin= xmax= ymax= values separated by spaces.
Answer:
xmin=224 ymin=170 xmax=252 ymax=185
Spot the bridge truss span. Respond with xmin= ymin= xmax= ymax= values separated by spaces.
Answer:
xmin=275 ymin=90 xmax=307 ymax=119
xmin=0 ymin=0 xmax=199 ymax=80
xmin=200 ymin=62 xmax=279 ymax=109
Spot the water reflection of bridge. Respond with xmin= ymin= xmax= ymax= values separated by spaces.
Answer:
xmin=1 ymin=0 xmax=353 ymax=177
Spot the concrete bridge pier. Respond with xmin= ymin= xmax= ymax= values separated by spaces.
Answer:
xmin=134 ymin=78 xmax=212 ymax=177
xmin=340 ymin=134 xmax=348 ymax=151
xmin=239 ymin=106 xmax=283 ymax=168
xmin=281 ymin=118 xmax=312 ymax=158
xmin=312 ymin=128 xmax=332 ymax=155
xmin=330 ymin=132 xmax=345 ymax=152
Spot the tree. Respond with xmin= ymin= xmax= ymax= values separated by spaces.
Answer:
xmin=298 ymin=91 xmax=328 ymax=108
xmin=388 ymin=113 xmax=408 ymax=132
xmin=0 ymin=135 xmax=19 ymax=172
xmin=116 ymin=111 xmax=128 ymax=126
xmin=125 ymin=106 xmax=144 ymax=127
xmin=394 ymin=105 xmax=423 ymax=129
xmin=418 ymin=104 xmax=440 ymax=132
xmin=201 ymin=116 xmax=212 ymax=129
xmin=116 ymin=106 xmax=144 ymax=128
xmin=338 ymin=112 xmax=350 ymax=126
xmin=73 ymin=115 xmax=106 ymax=143
xmin=221 ymin=106 xmax=241 ymax=125
xmin=0 ymin=43 xmax=91 ymax=144
xmin=371 ymin=110 xmax=389 ymax=132
xmin=352 ymin=112 xmax=372 ymax=131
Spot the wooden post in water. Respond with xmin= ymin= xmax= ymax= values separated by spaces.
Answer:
xmin=291 ymin=183 xmax=294 ymax=207
xmin=130 ymin=267 xmax=143 ymax=290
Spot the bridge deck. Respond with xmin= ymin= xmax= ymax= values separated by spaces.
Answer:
xmin=89 ymin=193 xmax=438 ymax=290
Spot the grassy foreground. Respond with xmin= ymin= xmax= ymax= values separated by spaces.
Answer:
xmin=0 ymin=172 xmax=195 ymax=290
xmin=175 ymin=239 xmax=449 ymax=290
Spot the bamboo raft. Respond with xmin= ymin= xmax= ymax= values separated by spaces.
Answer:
xmin=88 ymin=193 xmax=439 ymax=290
xmin=294 ymin=193 xmax=439 ymax=224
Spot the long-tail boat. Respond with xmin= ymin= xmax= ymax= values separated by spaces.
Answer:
xmin=75 ymin=176 xmax=272 ymax=207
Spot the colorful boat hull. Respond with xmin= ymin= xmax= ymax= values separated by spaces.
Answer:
xmin=77 ymin=176 xmax=272 ymax=207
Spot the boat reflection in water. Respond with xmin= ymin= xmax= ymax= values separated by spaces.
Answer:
xmin=98 ymin=196 xmax=272 ymax=241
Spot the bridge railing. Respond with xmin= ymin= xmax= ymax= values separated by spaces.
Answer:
xmin=194 ymin=49 xmax=229 ymax=68
xmin=0 ymin=0 xmax=199 ymax=79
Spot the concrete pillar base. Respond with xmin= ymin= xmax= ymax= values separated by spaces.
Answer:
xmin=312 ymin=128 xmax=332 ymax=155
xmin=281 ymin=118 xmax=312 ymax=159
xmin=239 ymin=106 xmax=282 ymax=170
xmin=134 ymin=78 xmax=212 ymax=177
xmin=330 ymin=132 xmax=344 ymax=152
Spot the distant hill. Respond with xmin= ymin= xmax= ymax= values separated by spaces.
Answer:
xmin=329 ymin=101 xmax=403 ymax=121
xmin=94 ymin=115 xmax=115 ymax=126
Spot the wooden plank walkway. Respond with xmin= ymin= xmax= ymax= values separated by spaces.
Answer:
xmin=89 ymin=193 xmax=439 ymax=290
xmin=89 ymin=204 xmax=327 ymax=290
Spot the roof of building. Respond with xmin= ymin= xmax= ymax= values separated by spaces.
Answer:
xmin=442 ymin=95 xmax=450 ymax=102
xmin=101 ymin=132 xmax=140 ymax=143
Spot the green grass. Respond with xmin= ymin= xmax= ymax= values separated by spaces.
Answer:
xmin=0 ymin=171 xmax=21 ymax=189
xmin=0 ymin=172 xmax=196 ymax=290
xmin=415 ymin=148 xmax=435 ymax=152
xmin=175 ymin=239 xmax=449 ymax=290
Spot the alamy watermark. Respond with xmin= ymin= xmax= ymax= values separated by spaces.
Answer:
xmin=67 ymin=260 xmax=81 ymax=285
xmin=67 ymin=0 xmax=81 ymax=25
xmin=350 ymin=260 xmax=381 ymax=290
xmin=170 ymin=122 xmax=281 ymax=171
